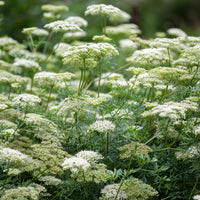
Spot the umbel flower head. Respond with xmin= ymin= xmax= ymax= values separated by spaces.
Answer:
xmin=65 ymin=16 xmax=88 ymax=27
xmin=34 ymin=71 xmax=74 ymax=88
xmin=62 ymin=43 xmax=118 ymax=65
xmin=12 ymin=94 xmax=41 ymax=109
xmin=44 ymin=20 xmax=82 ymax=33
xmin=88 ymin=120 xmax=115 ymax=134
xmin=75 ymin=150 xmax=103 ymax=163
xmin=41 ymin=4 xmax=69 ymax=13
xmin=14 ymin=58 xmax=41 ymax=71
xmin=85 ymin=4 xmax=121 ymax=17
xmin=62 ymin=156 xmax=91 ymax=173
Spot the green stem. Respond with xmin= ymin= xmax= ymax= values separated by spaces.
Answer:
xmin=106 ymin=132 xmax=109 ymax=157
xmin=28 ymin=34 xmax=35 ymax=52
xmin=98 ymin=58 xmax=102 ymax=97
xmin=45 ymin=84 xmax=54 ymax=111
xmin=78 ymin=69 xmax=83 ymax=95
xmin=114 ymin=146 xmax=137 ymax=200
xmin=40 ymin=33 xmax=63 ymax=64
xmin=43 ymin=31 xmax=53 ymax=54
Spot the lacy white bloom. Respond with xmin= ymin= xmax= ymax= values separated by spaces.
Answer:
xmin=62 ymin=156 xmax=90 ymax=173
xmin=195 ymin=126 xmax=200 ymax=136
xmin=100 ymin=183 xmax=128 ymax=200
xmin=127 ymin=48 xmax=169 ymax=67
xmin=14 ymin=58 xmax=41 ymax=71
xmin=150 ymin=38 xmax=185 ymax=52
xmin=167 ymin=28 xmax=187 ymax=37
xmin=41 ymin=4 xmax=69 ymax=13
xmin=93 ymin=35 xmax=112 ymax=42
xmin=109 ymin=10 xmax=131 ymax=23
xmin=34 ymin=71 xmax=73 ymax=87
xmin=54 ymin=42 xmax=72 ymax=56
xmin=119 ymin=39 xmax=138 ymax=52
xmin=87 ymin=97 xmax=106 ymax=106
xmin=0 ymin=103 xmax=8 ymax=110
xmin=22 ymin=27 xmax=37 ymax=35
xmin=32 ymin=28 xmax=49 ymax=36
xmin=85 ymin=4 xmax=121 ymax=17
xmin=0 ymin=147 xmax=32 ymax=165
xmin=39 ymin=175 xmax=62 ymax=186
xmin=12 ymin=94 xmax=41 ymax=108
xmin=64 ymin=30 xmax=86 ymax=39
xmin=193 ymin=195 xmax=200 ymax=200
xmin=88 ymin=120 xmax=115 ymax=134
xmin=76 ymin=150 xmax=103 ymax=163
xmin=63 ymin=43 xmax=118 ymax=66
xmin=65 ymin=16 xmax=88 ymax=27
xmin=106 ymin=24 xmax=141 ymax=36
xmin=44 ymin=20 xmax=82 ymax=33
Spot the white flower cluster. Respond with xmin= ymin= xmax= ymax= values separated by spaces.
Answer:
xmin=44 ymin=20 xmax=82 ymax=33
xmin=65 ymin=16 xmax=88 ymax=27
xmin=127 ymin=48 xmax=169 ymax=67
xmin=194 ymin=126 xmax=200 ymax=136
xmin=167 ymin=28 xmax=187 ymax=37
xmin=14 ymin=58 xmax=41 ymax=71
xmin=62 ymin=156 xmax=91 ymax=173
xmin=88 ymin=120 xmax=115 ymax=134
xmin=75 ymin=150 xmax=103 ymax=163
xmin=106 ymin=24 xmax=141 ymax=37
xmin=85 ymin=4 xmax=121 ymax=17
xmin=41 ymin=4 xmax=69 ymax=13
xmin=142 ymin=100 xmax=198 ymax=121
xmin=32 ymin=28 xmax=49 ymax=36
xmin=38 ymin=175 xmax=62 ymax=186
xmin=0 ymin=36 xmax=19 ymax=50
xmin=63 ymin=43 xmax=118 ymax=64
xmin=119 ymin=39 xmax=138 ymax=52
xmin=109 ymin=10 xmax=131 ymax=23
xmin=64 ymin=30 xmax=86 ymax=39
xmin=34 ymin=71 xmax=74 ymax=88
xmin=12 ymin=93 xmax=41 ymax=109
xmin=54 ymin=42 xmax=72 ymax=56
xmin=193 ymin=195 xmax=200 ymax=200
xmin=100 ymin=183 xmax=128 ymax=200
xmin=87 ymin=97 xmax=106 ymax=106
xmin=0 ymin=128 xmax=18 ymax=141
xmin=0 ymin=146 xmax=32 ymax=165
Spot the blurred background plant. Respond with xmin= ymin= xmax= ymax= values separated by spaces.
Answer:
xmin=1 ymin=0 xmax=200 ymax=42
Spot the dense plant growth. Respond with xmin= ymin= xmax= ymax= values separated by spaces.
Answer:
xmin=0 ymin=1 xmax=200 ymax=199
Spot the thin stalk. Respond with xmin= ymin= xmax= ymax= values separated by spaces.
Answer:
xmin=80 ymin=58 xmax=86 ymax=90
xmin=114 ymin=146 xmax=137 ymax=200
xmin=167 ymin=47 xmax=171 ymax=67
xmin=106 ymin=132 xmax=109 ymax=157
xmin=45 ymin=84 xmax=54 ymax=111
xmin=40 ymin=33 xmax=63 ymax=64
xmin=43 ymin=31 xmax=53 ymax=54
xmin=78 ymin=69 xmax=83 ymax=95
xmin=25 ymin=167 xmax=48 ymax=186
xmin=98 ymin=58 xmax=102 ymax=97
xmin=28 ymin=34 xmax=35 ymax=52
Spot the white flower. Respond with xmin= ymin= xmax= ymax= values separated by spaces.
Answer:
xmin=85 ymin=4 xmax=121 ymax=17
xmin=76 ymin=150 xmax=103 ymax=163
xmin=109 ymin=10 xmax=131 ymax=23
xmin=32 ymin=28 xmax=49 ymax=36
xmin=0 ymin=147 xmax=32 ymax=165
xmin=44 ymin=20 xmax=82 ymax=33
xmin=14 ymin=58 xmax=41 ymax=71
xmin=127 ymin=48 xmax=169 ymax=67
xmin=62 ymin=156 xmax=91 ymax=173
xmin=193 ymin=195 xmax=200 ymax=200
xmin=100 ymin=183 xmax=128 ymax=200
xmin=167 ymin=28 xmax=187 ymax=37
xmin=41 ymin=4 xmax=69 ymax=13
xmin=12 ymin=94 xmax=41 ymax=108
xmin=65 ymin=16 xmax=88 ymax=27
xmin=119 ymin=39 xmax=138 ymax=52
xmin=106 ymin=24 xmax=141 ymax=36
xmin=88 ymin=120 xmax=115 ymax=134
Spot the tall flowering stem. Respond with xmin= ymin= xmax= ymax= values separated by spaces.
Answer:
xmin=98 ymin=58 xmax=102 ymax=97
